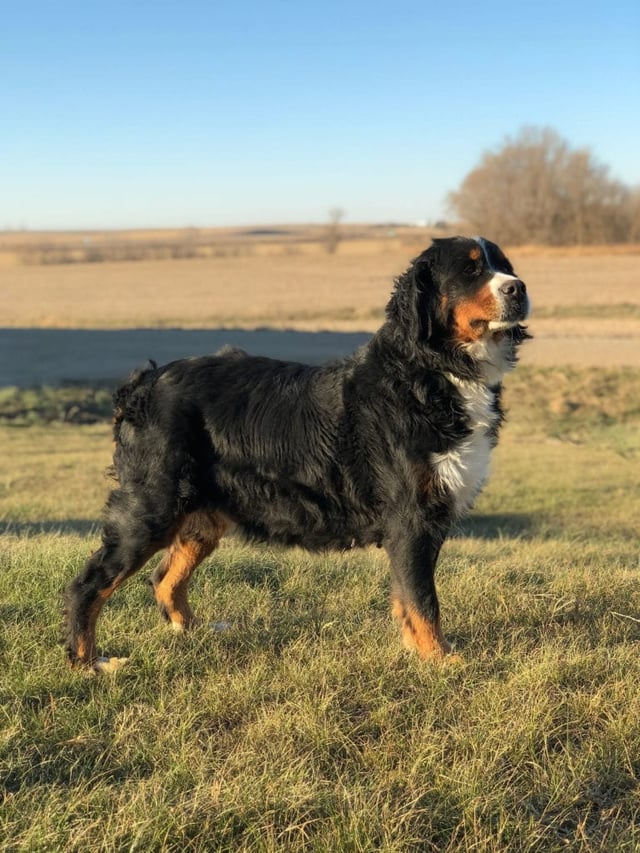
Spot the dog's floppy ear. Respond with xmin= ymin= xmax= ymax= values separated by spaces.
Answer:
xmin=385 ymin=244 xmax=441 ymax=348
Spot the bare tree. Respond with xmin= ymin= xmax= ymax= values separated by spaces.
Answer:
xmin=448 ymin=127 xmax=633 ymax=245
xmin=625 ymin=188 xmax=640 ymax=243
xmin=325 ymin=207 xmax=344 ymax=254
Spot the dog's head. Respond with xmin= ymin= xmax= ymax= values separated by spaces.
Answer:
xmin=386 ymin=236 xmax=530 ymax=380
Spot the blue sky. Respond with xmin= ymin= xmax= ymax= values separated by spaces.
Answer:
xmin=2 ymin=0 xmax=639 ymax=230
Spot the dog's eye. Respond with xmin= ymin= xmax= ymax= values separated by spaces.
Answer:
xmin=464 ymin=263 xmax=479 ymax=277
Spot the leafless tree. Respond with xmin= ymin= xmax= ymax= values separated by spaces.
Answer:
xmin=448 ymin=127 xmax=634 ymax=245
xmin=325 ymin=207 xmax=344 ymax=254
xmin=625 ymin=188 xmax=640 ymax=243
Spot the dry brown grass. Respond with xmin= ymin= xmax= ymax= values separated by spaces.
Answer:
xmin=0 ymin=225 xmax=428 ymax=269
xmin=1 ymin=237 xmax=425 ymax=330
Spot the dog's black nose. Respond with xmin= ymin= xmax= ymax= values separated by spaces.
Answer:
xmin=500 ymin=279 xmax=526 ymax=297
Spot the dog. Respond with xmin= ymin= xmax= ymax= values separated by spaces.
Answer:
xmin=64 ymin=236 xmax=530 ymax=672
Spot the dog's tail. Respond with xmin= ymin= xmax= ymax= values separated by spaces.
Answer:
xmin=108 ymin=361 xmax=159 ymax=481
xmin=113 ymin=360 xmax=158 ymax=426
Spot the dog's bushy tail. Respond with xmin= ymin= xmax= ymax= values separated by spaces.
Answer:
xmin=108 ymin=361 xmax=159 ymax=481
xmin=113 ymin=361 xmax=158 ymax=424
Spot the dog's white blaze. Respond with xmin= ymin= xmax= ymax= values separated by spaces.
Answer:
xmin=432 ymin=378 xmax=498 ymax=516
xmin=478 ymin=237 xmax=531 ymax=328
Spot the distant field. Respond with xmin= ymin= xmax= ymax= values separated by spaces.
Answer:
xmin=0 ymin=225 xmax=452 ymax=330
xmin=2 ymin=227 xmax=638 ymax=367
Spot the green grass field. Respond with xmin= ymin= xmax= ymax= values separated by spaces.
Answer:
xmin=1 ymin=367 xmax=639 ymax=852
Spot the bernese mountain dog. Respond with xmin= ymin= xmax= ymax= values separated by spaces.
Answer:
xmin=64 ymin=236 xmax=530 ymax=672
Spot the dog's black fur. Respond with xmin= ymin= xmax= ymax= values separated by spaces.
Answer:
xmin=64 ymin=236 xmax=529 ymax=668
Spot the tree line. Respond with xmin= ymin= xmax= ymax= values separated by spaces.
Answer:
xmin=448 ymin=127 xmax=640 ymax=245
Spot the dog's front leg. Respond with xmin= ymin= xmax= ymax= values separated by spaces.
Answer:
xmin=386 ymin=530 xmax=454 ymax=660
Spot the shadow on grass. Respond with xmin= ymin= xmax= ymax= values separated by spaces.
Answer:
xmin=1 ymin=513 xmax=535 ymax=541
xmin=454 ymin=512 xmax=534 ymax=539
xmin=2 ymin=691 xmax=158 ymax=798
xmin=0 ymin=519 xmax=100 ymax=537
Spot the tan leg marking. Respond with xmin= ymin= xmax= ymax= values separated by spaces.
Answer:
xmin=392 ymin=596 xmax=453 ymax=660
xmin=75 ymin=580 xmax=126 ymax=666
xmin=153 ymin=511 xmax=232 ymax=630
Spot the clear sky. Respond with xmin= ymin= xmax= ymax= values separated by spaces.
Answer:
xmin=2 ymin=0 xmax=639 ymax=230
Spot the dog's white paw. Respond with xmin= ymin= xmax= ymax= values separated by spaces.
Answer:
xmin=94 ymin=656 xmax=130 ymax=674
xmin=169 ymin=619 xmax=231 ymax=633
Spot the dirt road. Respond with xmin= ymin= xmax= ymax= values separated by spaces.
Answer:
xmin=519 ymin=317 xmax=640 ymax=368
xmin=2 ymin=319 xmax=638 ymax=387
xmin=0 ymin=328 xmax=372 ymax=387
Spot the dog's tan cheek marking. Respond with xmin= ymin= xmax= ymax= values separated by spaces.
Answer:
xmin=451 ymin=285 xmax=498 ymax=343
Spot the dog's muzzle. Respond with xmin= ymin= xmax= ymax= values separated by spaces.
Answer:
xmin=489 ymin=275 xmax=530 ymax=330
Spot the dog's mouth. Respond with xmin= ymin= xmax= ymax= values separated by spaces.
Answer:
xmin=479 ymin=275 xmax=530 ymax=339
xmin=488 ymin=318 xmax=523 ymax=332
xmin=471 ymin=314 xmax=528 ymax=341
xmin=454 ymin=290 xmax=530 ymax=345
xmin=487 ymin=294 xmax=530 ymax=338
xmin=468 ymin=316 xmax=528 ymax=345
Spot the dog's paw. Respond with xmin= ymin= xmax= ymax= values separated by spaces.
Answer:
xmin=440 ymin=652 xmax=465 ymax=668
xmin=169 ymin=618 xmax=231 ymax=633
xmin=93 ymin=656 xmax=130 ymax=674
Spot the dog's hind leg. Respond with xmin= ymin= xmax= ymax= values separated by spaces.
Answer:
xmin=63 ymin=487 xmax=176 ymax=671
xmin=150 ymin=510 xmax=232 ymax=632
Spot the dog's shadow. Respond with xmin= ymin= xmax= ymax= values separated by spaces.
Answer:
xmin=0 ymin=519 xmax=100 ymax=537
xmin=1 ymin=513 xmax=534 ymax=542
xmin=453 ymin=512 xmax=534 ymax=540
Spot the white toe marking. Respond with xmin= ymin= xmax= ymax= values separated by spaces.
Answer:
xmin=94 ymin=656 xmax=129 ymax=674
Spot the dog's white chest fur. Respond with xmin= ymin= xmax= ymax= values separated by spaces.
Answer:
xmin=432 ymin=379 xmax=499 ymax=516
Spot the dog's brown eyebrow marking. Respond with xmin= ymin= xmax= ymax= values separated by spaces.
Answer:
xmin=469 ymin=247 xmax=481 ymax=260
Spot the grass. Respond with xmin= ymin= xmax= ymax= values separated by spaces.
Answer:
xmin=0 ymin=385 xmax=114 ymax=426
xmin=1 ymin=367 xmax=639 ymax=851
